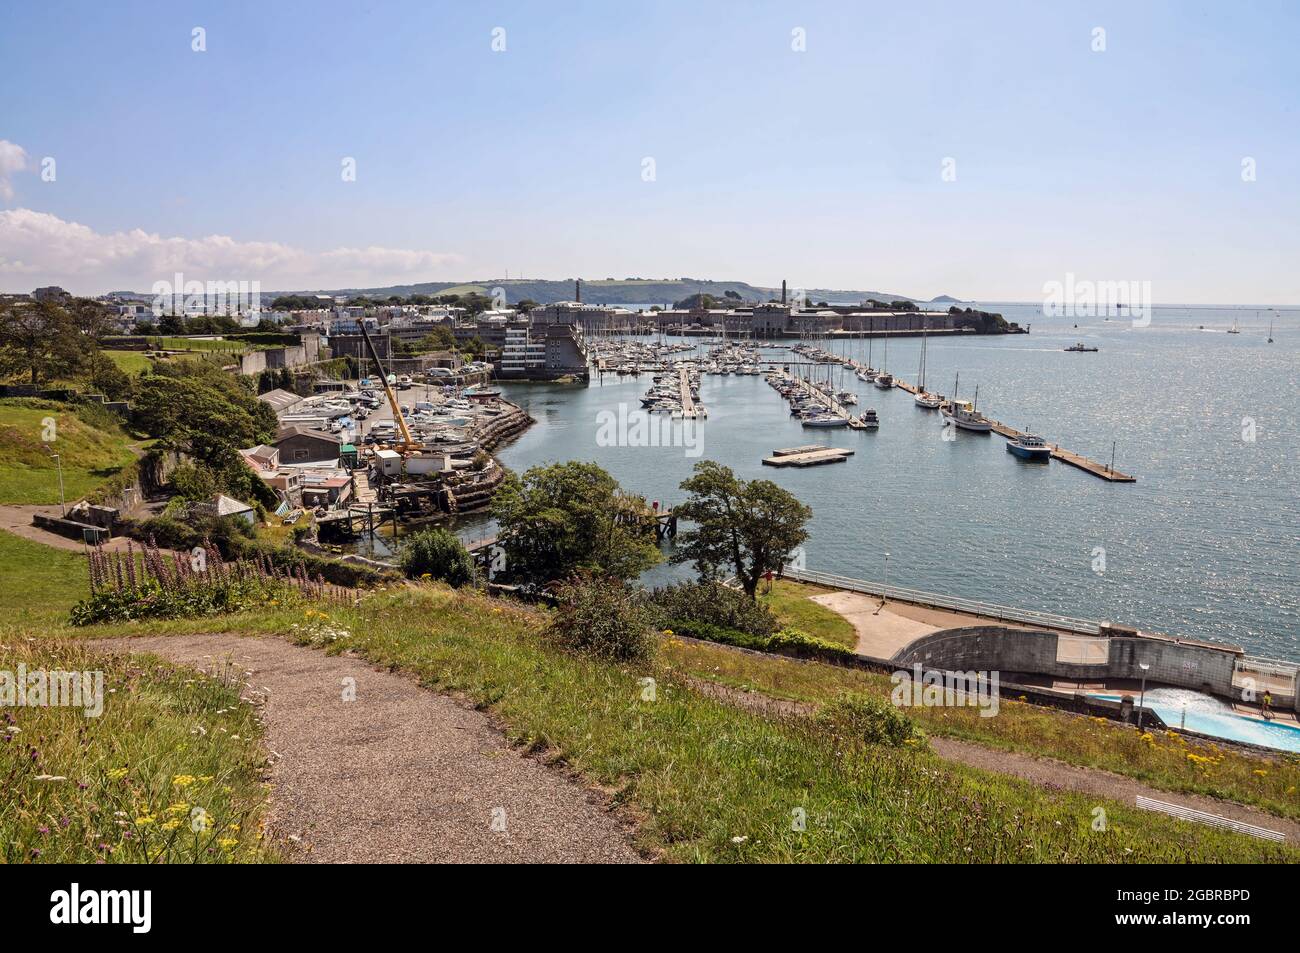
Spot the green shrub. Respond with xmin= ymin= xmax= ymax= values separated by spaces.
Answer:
xmin=664 ymin=619 xmax=853 ymax=662
xmin=652 ymin=580 xmax=778 ymax=637
xmin=399 ymin=528 xmax=477 ymax=587
xmin=548 ymin=573 xmax=656 ymax=663
xmin=766 ymin=627 xmax=854 ymax=658
xmin=817 ymin=695 xmax=928 ymax=749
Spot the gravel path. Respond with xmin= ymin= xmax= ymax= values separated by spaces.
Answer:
xmin=99 ymin=634 xmax=641 ymax=864
xmin=931 ymin=736 xmax=1299 ymax=842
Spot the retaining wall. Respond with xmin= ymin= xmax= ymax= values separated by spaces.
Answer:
xmin=895 ymin=625 xmax=1245 ymax=699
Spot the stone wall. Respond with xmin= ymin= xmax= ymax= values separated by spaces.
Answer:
xmin=895 ymin=625 xmax=1245 ymax=700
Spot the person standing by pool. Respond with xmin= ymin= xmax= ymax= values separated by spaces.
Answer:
xmin=1262 ymin=690 xmax=1273 ymax=720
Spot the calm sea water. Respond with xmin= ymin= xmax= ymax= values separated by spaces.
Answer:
xmin=459 ymin=305 xmax=1299 ymax=659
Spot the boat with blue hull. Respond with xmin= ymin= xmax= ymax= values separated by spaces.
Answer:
xmin=1006 ymin=432 xmax=1051 ymax=461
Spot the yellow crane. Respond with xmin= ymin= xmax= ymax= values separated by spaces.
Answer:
xmin=358 ymin=320 xmax=421 ymax=452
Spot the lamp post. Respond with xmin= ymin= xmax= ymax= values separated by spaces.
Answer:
xmin=1137 ymin=662 xmax=1150 ymax=730
xmin=875 ymin=552 xmax=891 ymax=615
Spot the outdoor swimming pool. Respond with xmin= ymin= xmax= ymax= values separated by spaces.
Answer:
xmin=1091 ymin=689 xmax=1300 ymax=753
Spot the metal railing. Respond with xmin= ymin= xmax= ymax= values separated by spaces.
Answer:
xmin=782 ymin=566 xmax=1103 ymax=635
xmin=1237 ymin=656 xmax=1300 ymax=680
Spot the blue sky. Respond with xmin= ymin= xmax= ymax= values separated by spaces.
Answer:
xmin=2 ymin=0 xmax=1298 ymax=300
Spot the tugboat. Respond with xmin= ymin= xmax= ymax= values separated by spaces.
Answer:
xmin=1064 ymin=342 xmax=1098 ymax=352
xmin=1006 ymin=431 xmax=1051 ymax=461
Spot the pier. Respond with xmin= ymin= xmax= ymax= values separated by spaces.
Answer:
xmin=677 ymin=364 xmax=703 ymax=419
xmin=847 ymin=360 xmax=1138 ymax=483
xmin=777 ymin=370 xmax=868 ymax=429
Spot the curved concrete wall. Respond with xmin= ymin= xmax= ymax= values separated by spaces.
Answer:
xmin=894 ymin=625 xmax=1241 ymax=699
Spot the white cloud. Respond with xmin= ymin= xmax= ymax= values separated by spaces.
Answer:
xmin=0 ymin=208 xmax=462 ymax=293
xmin=0 ymin=141 xmax=30 ymax=202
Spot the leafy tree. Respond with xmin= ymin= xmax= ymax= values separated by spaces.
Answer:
xmin=515 ymin=298 xmax=539 ymax=313
xmin=0 ymin=301 xmax=85 ymax=385
xmin=491 ymin=461 xmax=663 ymax=583
xmin=420 ymin=325 xmax=456 ymax=351
xmin=459 ymin=336 xmax=488 ymax=359
xmin=80 ymin=351 xmax=134 ymax=400
xmin=671 ymin=460 xmax=811 ymax=598
xmin=134 ymin=360 xmax=278 ymax=503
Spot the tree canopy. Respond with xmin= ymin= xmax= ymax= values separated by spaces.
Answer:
xmin=671 ymin=460 xmax=811 ymax=598
xmin=491 ymin=461 xmax=663 ymax=583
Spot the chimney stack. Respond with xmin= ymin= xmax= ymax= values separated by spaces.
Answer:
xmin=575 ymin=279 xmax=581 ymax=303
xmin=781 ymin=280 xmax=787 ymax=305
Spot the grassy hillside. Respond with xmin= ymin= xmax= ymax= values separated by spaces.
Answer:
xmin=0 ymin=401 xmax=138 ymax=504
xmin=7 ymin=529 xmax=1294 ymax=863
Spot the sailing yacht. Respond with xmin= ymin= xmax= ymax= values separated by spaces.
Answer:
xmin=913 ymin=320 xmax=941 ymax=408
xmin=873 ymin=330 xmax=893 ymax=388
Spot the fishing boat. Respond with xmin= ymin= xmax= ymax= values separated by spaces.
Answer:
xmin=859 ymin=408 xmax=879 ymax=429
xmin=941 ymin=385 xmax=992 ymax=432
xmin=1006 ymin=431 xmax=1051 ymax=461
xmin=1064 ymin=342 xmax=1098 ymax=352
xmin=1226 ymin=319 xmax=1241 ymax=335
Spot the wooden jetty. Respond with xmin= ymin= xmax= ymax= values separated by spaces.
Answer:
xmin=677 ymin=365 xmax=704 ymax=419
xmin=883 ymin=367 xmax=1136 ymax=482
xmin=763 ymin=446 xmax=854 ymax=468
xmin=780 ymin=371 xmax=867 ymax=429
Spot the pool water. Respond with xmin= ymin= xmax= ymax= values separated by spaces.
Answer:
xmin=1091 ymin=689 xmax=1300 ymax=753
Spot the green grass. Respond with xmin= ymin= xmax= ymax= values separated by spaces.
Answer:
xmin=147 ymin=336 xmax=247 ymax=353
xmin=758 ymin=579 xmax=857 ymax=648
xmin=66 ymin=586 xmax=1293 ymax=862
xmin=11 ymin=534 xmax=1296 ymax=862
xmin=662 ymin=635 xmax=1300 ymax=822
xmin=103 ymin=350 xmax=154 ymax=375
xmin=0 ymin=532 xmax=89 ymax=628
xmin=0 ymin=638 xmax=274 ymax=863
xmin=0 ymin=401 xmax=138 ymax=504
